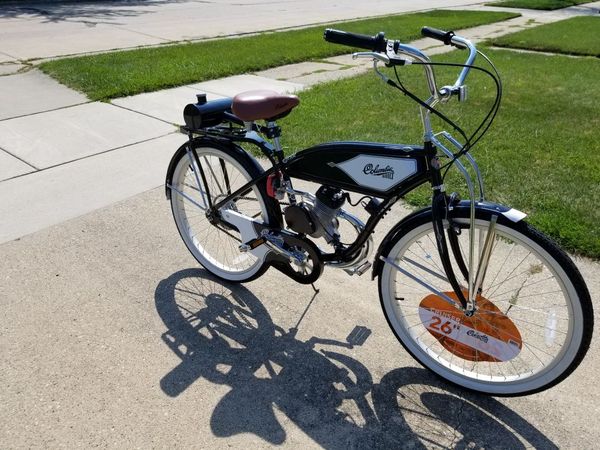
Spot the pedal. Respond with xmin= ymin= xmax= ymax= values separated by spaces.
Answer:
xmin=343 ymin=261 xmax=372 ymax=276
xmin=239 ymin=237 xmax=266 ymax=252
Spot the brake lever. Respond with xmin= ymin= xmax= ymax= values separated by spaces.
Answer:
xmin=352 ymin=52 xmax=390 ymax=65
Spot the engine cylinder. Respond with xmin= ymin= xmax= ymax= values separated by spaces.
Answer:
xmin=315 ymin=185 xmax=345 ymax=210
xmin=310 ymin=186 xmax=345 ymax=242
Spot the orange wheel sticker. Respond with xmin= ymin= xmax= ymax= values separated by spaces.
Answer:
xmin=418 ymin=292 xmax=522 ymax=362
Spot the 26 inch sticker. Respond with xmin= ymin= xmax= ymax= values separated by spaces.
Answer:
xmin=418 ymin=307 xmax=521 ymax=362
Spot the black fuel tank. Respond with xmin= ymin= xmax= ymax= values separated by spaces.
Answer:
xmin=285 ymin=142 xmax=428 ymax=197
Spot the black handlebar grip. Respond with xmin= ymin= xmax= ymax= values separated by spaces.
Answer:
xmin=421 ymin=26 xmax=456 ymax=46
xmin=324 ymin=28 xmax=387 ymax=52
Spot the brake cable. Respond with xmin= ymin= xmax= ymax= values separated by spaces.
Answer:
xmin=416 ymin=59 xmax=502 ymax=155
xmin=388 ymin=55 xmax=502 ymax=181
xmin=389 ymin=65 xmax=471 ymax=154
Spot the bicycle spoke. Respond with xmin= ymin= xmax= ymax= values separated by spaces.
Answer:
xmin=203 ymin=156 xmax=225 ymax=195
xmin=491 ymin=274 xmax=557 ymax=299
xmin=483 ymin=303 xmax=569 ymax=322
xmin=172 ymin=147 xmax=268 ymax=277
xmin=485 ymin=240 xmax=516 ymax=295
xmin=494 ymin=289 xmax=564 ymax=302
xmin=485 ymin=251 xmax=532 ymax=297
xmin=422 ymin=236 xmax=446 ymax=274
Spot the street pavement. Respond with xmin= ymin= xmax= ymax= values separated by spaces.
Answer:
xmin=1 ymin=184 xmax=598 ymax=448
xmin=1 ymin=1 xmax=599 ymax=448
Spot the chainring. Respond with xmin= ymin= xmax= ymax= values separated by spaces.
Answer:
xmin=267 ymin=231 xmax=324 ymax=285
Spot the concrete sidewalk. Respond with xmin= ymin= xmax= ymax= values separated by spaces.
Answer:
xmin=2 ymin=3 xmax=600 ymax=244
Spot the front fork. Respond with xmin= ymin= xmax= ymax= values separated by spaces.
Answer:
xmin=429 ymin=154 xmax=498 ymax=313
xmin=429 ymin=154 xmax=471 ymax=311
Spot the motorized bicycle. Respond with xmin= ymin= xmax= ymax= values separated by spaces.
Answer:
xmin=165 ymin=26 xmax=593 ymax=396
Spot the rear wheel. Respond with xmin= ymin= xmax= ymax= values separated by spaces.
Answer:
xmin=378 ymin=209 xmax=593 ymax=396
xmin=170 ymin=142 xmax=275 ymax=282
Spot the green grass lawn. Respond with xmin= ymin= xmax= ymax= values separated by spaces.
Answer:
xmin=38 ymin=10 xmax=518 ymax=101
xmin=278 ymin=49 xmax=600 ymax=258
xmin=486 ymin=0 xmax=591 ymax=10
xmin=490 ymin=17 xmax=600 ymax=56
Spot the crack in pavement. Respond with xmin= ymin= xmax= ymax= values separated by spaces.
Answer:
xmin=450 ymin=397 xmax=467 ymax=448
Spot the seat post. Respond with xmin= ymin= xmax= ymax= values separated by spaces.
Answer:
xmin=266 ymin=121 xmax=284 ymax=160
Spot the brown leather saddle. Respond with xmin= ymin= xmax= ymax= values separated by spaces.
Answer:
xmin=232 ymin=90 xmax=300 ymax=122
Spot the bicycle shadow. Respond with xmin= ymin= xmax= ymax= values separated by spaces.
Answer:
xmin=155 ymin=268 xmax=557 ymax=449
xmin=374 ymin=368 xmax=558 ymax=449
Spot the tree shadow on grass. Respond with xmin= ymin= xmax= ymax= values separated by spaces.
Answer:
xmin=154 ymin=268 xmax=558 ymax=448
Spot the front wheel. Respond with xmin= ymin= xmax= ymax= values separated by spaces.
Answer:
xmin=378 ymin=208 xmax=593 ymax=396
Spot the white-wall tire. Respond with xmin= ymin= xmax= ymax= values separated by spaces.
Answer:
xmin=378 ymin=211 xmax=593 ymax=396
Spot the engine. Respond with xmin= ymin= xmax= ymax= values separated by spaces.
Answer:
xmin=284 ymin=185 xmax=346 ymax=244
xmin=283 ymin=184 xmax=374 ymax=274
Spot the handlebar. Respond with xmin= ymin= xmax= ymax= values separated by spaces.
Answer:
xmin=324 ymin=26 xmax=477 ymax=103
xmin=420 ymin=26 xmax=476 ymax=90
xmin=323 ymin=29 xmax=387 ymax=52
xmin=421 ymin=26 xmax=464 ymax=49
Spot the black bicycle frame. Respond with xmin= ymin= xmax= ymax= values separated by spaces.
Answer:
xmin=188 ymin=127 xmax=469 ymax=308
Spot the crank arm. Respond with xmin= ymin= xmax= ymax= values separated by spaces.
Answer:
xmin=230 ymin=213 xmax=316 ymax=271
xmin=220 ymin=209 xmax=270 ymax=261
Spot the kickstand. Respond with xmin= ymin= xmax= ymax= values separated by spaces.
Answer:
xmin=292 ymin=283 xmax=321 ymax=332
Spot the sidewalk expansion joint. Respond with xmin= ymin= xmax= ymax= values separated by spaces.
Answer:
xmin=0 ymin=50 xmax=21 ymax=61
xmin=0 ymin=101 xmax=93 ymax=123
xmin=109 ymin=102 xmax=180 ymax=127
xmin=0 ymin=61 xmax=34 ymax=77
xmin=106 ymin=23 xmax=173 ymax=43
xmin=0 ymin=131 xmax=178 ymax=184
xmin=489 ymin=46 xmax=595 ymax=59
xmin=0 ymin=146 xmax=39 ymax=171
